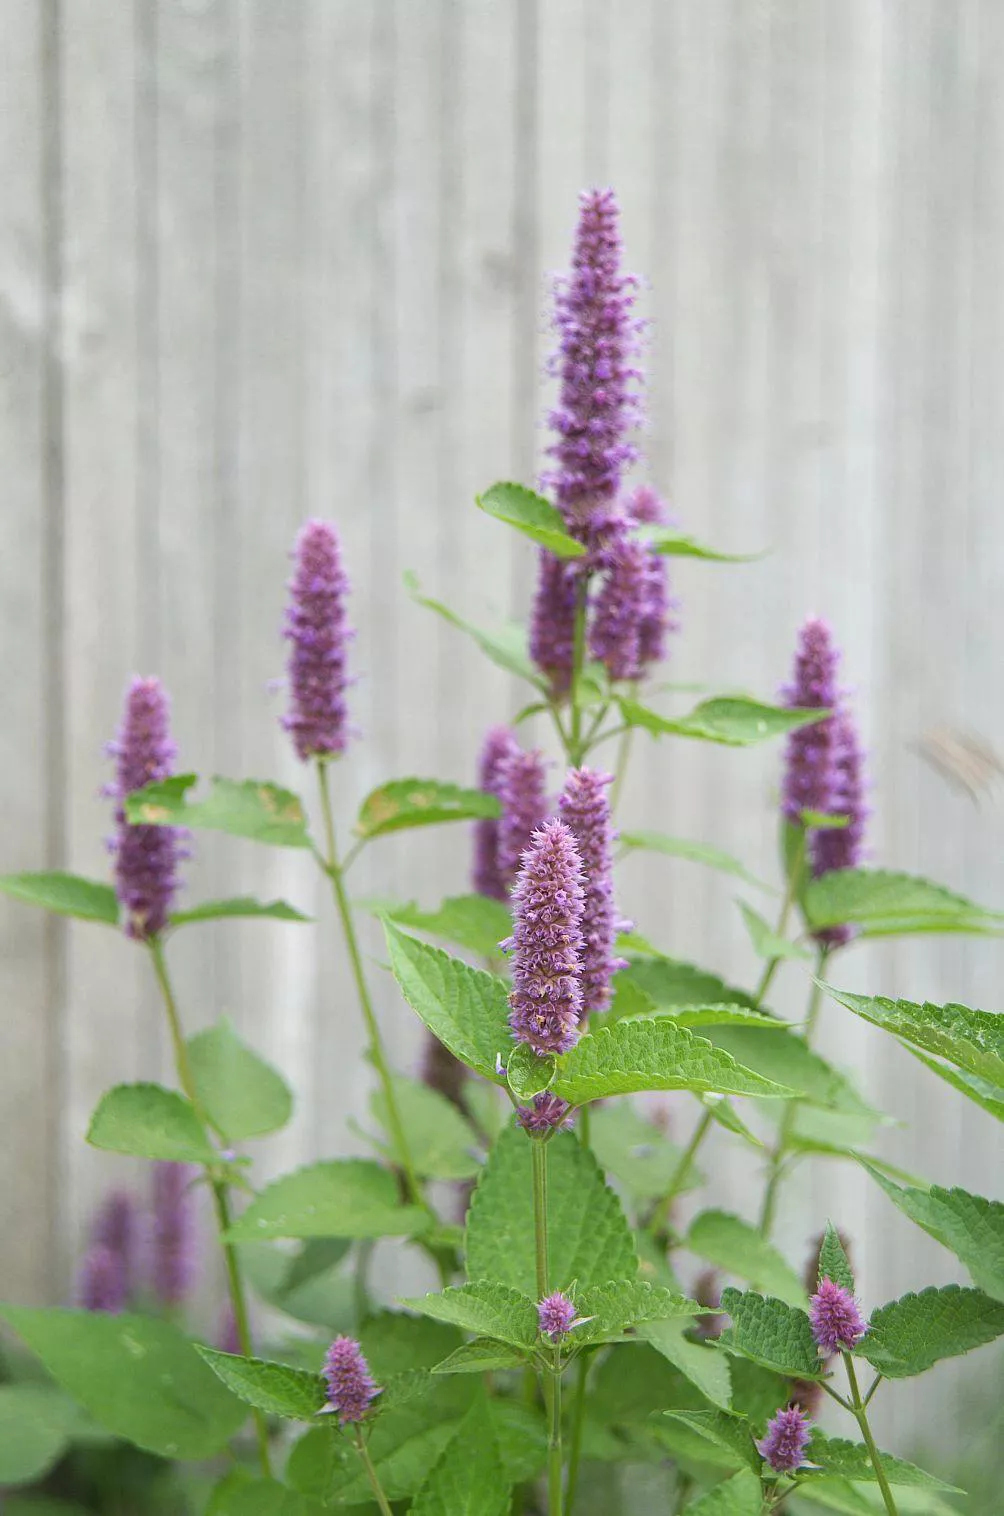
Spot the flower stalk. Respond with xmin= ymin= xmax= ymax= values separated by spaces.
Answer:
xmin=843 ymin=1353 xmax=899 ymax=1516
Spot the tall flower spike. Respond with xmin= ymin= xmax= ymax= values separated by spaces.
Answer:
xmin=558 ymin=768 xmax=625 ymax=1019
xmin=625 ymin=483 xmax=678 ymax=668
xmin=150 ymin=1162 xmax=198 ymax=1308
xmin=496 ymin=747 xmax=550 ymax=884
xmin=809 ymin=1277 xmax=867 ymax=1355
xmin=92 ymin=1190 xmax=139 ymax=1299
xmin=756 ymin=1405 xmax=812 ymax=1474
xmin=544 ymin=188 xmax=643 ymax=544
xmin=529 ymin=550 xmax=579 ymax=696
xmin=281 ymin=519 xmax=354 ymax=762
xmin=107 ymin=676 xmax=186 ymax=940
xmin=506 ymin=819 xmax=585 ymax=1056
xmin=321 ymin=1336 xmax=379 ymax=1425
xmin=781 ymin=618 xmax=841 ymax=827
xmin=76 ymin=1243 xmax=127 ymax=1315
xmin=811 ymin=707 xmax=869 ymax=950
xmin=472 ymin=726 xmax=521 ymax=899
xmin=588 ymin=533 xmax=649 ymax=683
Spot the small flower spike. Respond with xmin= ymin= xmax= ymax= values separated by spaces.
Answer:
xmin=809 ymin=1277 xmax=867 ymax=1355
xmin=757 ymin=1405 xmax=812 ymax=1473
xmin=538 ymin=1291 xmax=578 ymax=1342
xmin=321 ymin=1336 xmax=380 ymax=1425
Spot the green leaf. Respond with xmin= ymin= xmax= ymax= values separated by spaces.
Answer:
xmin=704 ymin=1027 xmax=876 ymax=1117
xmin=2 ymin=1501 xmax=94 ymax=1516
xmin=411 ymin=1393 xmax=512 ymax=1516
xmin=702 ymin=1094 xmax=766 ymax=1149
xmin=574 ymin=1281 xmax=703 ymax=1345
xmin=685 ymin=1211 xmax=807 ymax=1307
xmin=862 ymin=1166 xmax=1004 ymax=1301
xmin=804 ymin=868 xmax=1004 ymax=938
xmin=738 ymin=901 xmax=811 ymax=963
xmin=384 ymin=922 xmax=510 ymax=1082
xmin=818 ymin=1221 xmax=855 ymax=1292
xmin=660 ymin=1410 xmax=759 ymax=1471
xmin=822 ymin=985 xmax=1004 ymax=1087
xmin=361 ymin=893 xmax=511 ymax=960
xmin=640 ymin=1320 xmax=733 ymax=1410
xmin=0 ymin=1384 xmax=79 ymax=1485
xmin=405 ymin=571 xmax=544 ymax=688
xmin=188 ymin=1020 xmax=292 ymax=1143
xmin=637 ymin=525 xmax=762 ymax=564
xmin=226 ymin=1160 xmax=428 ymax=1242
xmin=400 ymin=1283 xmax=539 ymax=1348
xmin=290 ymin=1417 xmax=459 ymax=1506
xmin=806 ymin=1432 xmax=963 ymax=1492
xmin=477 ymin=481 xmax=585 ymax=558
xmin=0 ymin=1307 xmax=244 ymax=1460
xmin=716 ymin=1288 xmax=824 ymax=1379
xmin=356 ymin=778 xmax=500 ymax=842
xmin=466 ymin=1126 xmax=636 ymax=1296
xmin=432 ymin=1339 xmax=531 ymax=1375
xmin=205 ymin=1473 xmax=326 ymax=1516
xmin=859 ymin=1284 xmax=1004 ymax=1377
xmin=550 ymin=1020 xmax=795 ymax=1106
xmin=619 ymin=832 xmax=774 ymax=892
xmin=618 ymin=696 xmax=828 ymax=747
xmin=0 ymin=870 xmax=119 ymax=925
xmin=126 ymin=775 xmax=311 ymax=848
xmin=170 ymin=896 xmax=310 ymax=927
xmin=196 ymin=1349 xmax=325 ymax=1421
xmin=906 ymin=1046 xmax=1004 ymax=1122
xmin=506 ymin=1043 xmax=556 ymax=1102
xmin=371 ymin=1076 xmax=481 ymax=1181
xmin=591 ymin=1102 xmax=702 ymax=1201
xmin=683 ymin=1469 xmax=762 ymax=1515
xmin=624 ymin=956 xmax=757 ymax=1012
xmin=85 ymin=1083 xmax=215 ymax=1163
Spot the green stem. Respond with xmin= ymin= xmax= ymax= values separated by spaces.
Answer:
xmin=532 ymin=1140 xmax=550 ymax=1299
xmin=546 ymin=1344 xmax=564 ymax=1516
xmin=564 ymin=1354 xmax=588 ymax=1514
xmin=609 ymin=721 xmax=635 ymax=812
xmin=844 ymin=1353 xmax=898 ymax=1516
xmin=147 ymin=939 xmax=272 ymax=1478
xmin=354 ymin=1429 xmax=394 ymax=1516
xmin=531 ymin=1139 xmax=562 ymax=1512
xmin=353 ymin=1240 xmax=374 ymax=1325
xmin=751 ymin=831 xmax=806 ymax=1009
xmin=649 ymin=1107 xmax=713 ymax=1239
xmin=758 ymin=948 xmax=829 ymax=1239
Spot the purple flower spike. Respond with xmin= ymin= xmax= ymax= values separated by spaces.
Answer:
xmin=538 ymin=1291 xmax=578 ymax=1342
xmin=107 ymin=677 xmax=186 ymax=940
xmin=473 ymin=727 xmax=521 ymax=899
xmin=321 ymin=1336 xmax=380 ymax=1425
xmin=77 ymin=1243 xmax=127 ymax=1315
xmin=506 ymin=820 xmax=585 ymax=1056
xmin=281 ymin=520 xmax=354 ymax=762
xmin=517 ymin=1092 xmax=572 ymax=1136
xmin=625 ymin=484 xmax=678 ymax=667
xmin=544 ymin=189 xmax=643 ymax=543
xmin=812 ymin=709 xmax=869 ymax=947
xmin=589 ymin=533 xmax=649 ymax=683
xmin=781 ymin=618 xmax=841 ymax=828
xmin=809 ymin=1277 xmax=867 ymax=1355
xmin=757 ymin=1405 xmax=812 ymax=1473
xmin=92 ymin=1190 xmax=139 ymax=1298
xmin=496 ymin=747 xmax=550 ymax=884
xmin=558 ymin=768 xmax=625 ymax=1019
xmin=150 ymin=1162 xmax=198 ymax=1308
xmin=530 ymin=551 xmax=579 ymax=696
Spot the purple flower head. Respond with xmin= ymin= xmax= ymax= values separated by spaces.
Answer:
xmin=517 ymin=1092 xmax=573 ymax=1136
xmin=473 ymin=726 xmax=521 ymax=899
xmin=150 ymin=1162 xmax=198 ymax=1308
xmin=625 ymin=484 xmax=678 ymax=667
xmin=809 ymin=1277 xmax=867 ymax=1355
xmin=76 ymin=1243 xmax=127 ymax=1315
xmin=107 ymin=677 xmax=186 ymax=940
xmin=91 ymin=1190 xmax=139 ymax=1298
xmin=281 ymin=520 xmax=354 ymax=762
xmin=530 ymin=551 xmax=579 ymax=696
xmin=538 ymin=1291 xmax=578 ymax=1342
xmin=506 ymin=819 xmax=585 ymax=1056
xmin=811 ymin=708 xmax=869 ymax=946
xmin=589 ymin=532 xmax=648 ymax=683
xmin=757 ymin=1405 xmax=812 ymax=1474
xmin=557 ymin=768 xmax=625 ymax=1019
xmin=321 ymin=1336 xmax=380 ymax=1425
xmin=544 ymin=189 xmax=643 ymax=543
xmin=496 ymin=747 xmax=550 ymax=884
xmin=781 ymin=618 xmax=841 ymax=829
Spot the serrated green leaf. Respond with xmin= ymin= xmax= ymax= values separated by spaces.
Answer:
xmin=683 ymin=1469 xmax=762 ymax=1515
xmin=126 ymin=775 xmax=310 ymax=848
xmin=618 ymin=832 xmax=774 ymax=893
xmin=661 ymin=1410 xmax=758 ymax=1471
xmin=290 ymin=1415 xmax=458 ymax=1506
xmin=487 ymin=1399 xmax=549 ymax=1482
xmin=906 ymin=1046 xmax=1004 ymax=1121
xmin=196 ymin=1349 xmax=325 ymax=1421
xmin=0 ymin=1384 xmax=78 ymax=1485
xmin=384 ymin=922 xmax=510 ymax=1082
xmin=738 ymin=901 xmax=811 ymax=963
xmin=618 ymin=695 xmax=828 ymax=747
xmin=705 ymin=1027 xmax=876 ymax=1117
xmin=624 ymin=956 xmax=757 ymax=1012
xmin=823 ymin=985 xmax=1004 ymax=1087
xmin=477 ymin=481 xmax=585 ymax=558
xmin=85 ymin=1083 xmax=214 ymax=1163
xmin=188 ymin=1020 xmax=292 ymax=1143
xmin=789 ymin=1479 xmax=879 ymax=1515
xmin=404 ymin=571 xmax=544 ymax=688
xmin=0 ymin=871 xmax=118 ymax=925
xmin=591 ymin=1102 xmax=702 ymax=1200
xmin=170 ymin=896 xmax=310 ymax=927
xmin=466 ymin=1126 xmax=636 ymax=1296
xmin=205 ymin=1472 xmax=325 ymax=1516
xmin=411 ymin=1392 xmax=512 ymax=1516
xmin=862 ymin=1166 xmax=1004 ymax=1301
xmin=641 ymin=1320 xmax=733 ymax=1410
xmin=807 ymin=1432 xmax=963 ymax=1492
xmin=506 ymin=1043 xmax=556 ymax=1101
xmin=361 ymin=893 xmax=511 ymax=960
xmin=370 ymin=1076 xmax=481 ymax=1181
xmin=702 ymin=1094 xmax=766 ymax=1149
xmin=860 ymin=1284 xmax=1004 ymax=1377
xmin=685 ymin=1211 xmax=806 ymax=1306
xmin=432 ymin=1339 xmax=530 ymax=1375
xmin=0 ymin=1307 xmax=244 ymax=1460
xmin=400 ymin=1283 xmax=539 ymax=1348
xmin=716 ymin=1289 xmax=824 ymax=1379
xmin=636 ymin=525 xmax=762 ymax=563
xmin=225 ymin=1160 xmax=427 ymax=1242
xmin=590 ymin=1341 xmax=705 ymax=1425
xmin=356 ymin=778 xmax=499 ymax=842
xmin=551 ymin=1020 xmax=795 ymax=1106
xmin=818 ymin=1221 xmax=855 ymax=1292
xmin=574 ymin=1281 xmax=703 ymax=1346
xmin=805 ymin=869 xmax=1004 ymax=938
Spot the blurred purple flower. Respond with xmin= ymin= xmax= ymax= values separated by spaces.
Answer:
xmin=529 ymin=551 xmax=579 ymax=697
xmin=472 ymin=726 xmax=521 ymax=899
xmin=150 ymin=1162 xmax=198 ymax=1308
xmin=76 ymin=1243 xmax=127 ymax=1315
xmin=107 ymin=677 xmax=186 ymax=940
xmin=281 ymin=520 xmax=354 ymax=762
xmin=496 ymin=748 xmax=550 ymax=884
xmin=557 ymin=767 xmax=625 ymax=1020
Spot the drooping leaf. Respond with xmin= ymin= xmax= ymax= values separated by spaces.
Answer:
xmin=716 ymin=1288 xmax=824 ymax=1379
xmin=618 ymin=833 xmax=773 ymax=893
xmin=660 ymin=1410 xmax=759 ymax=1472
xmin=685 ymin=1210 xmax=806 ymax=1307
xmin=405 ymin=571 xmax=543 ymax=688
xmin=399 ymin=1283 xmax=539 ymax=1348
xmin=640 ymin=1319 xmax=733 ymax=1410
xmin=862 ymin=1166 xmax=1004 ymax=1301
xmin=170 ymin=896 xmax=310 ymax=927
xmin=356 ymin=778 xmax=500 ymax=842
xmin=859 ymin=1284 xmax=1004 ymax=1378
xmin=682 ymin=1469 xmax=762 ymax=1515
xmin=225 ymin=1160 xmax=428 ymax=1242
xmin=410 ymin=1392 xmax=512 ymax=1516
xmin=618 ymin=695 xmax=828 ymax=747
xmin=822 ymin=985 xmax=1004 ymax=1088
xmin=361 ymin=893 xmax=511 ymax=961
xmin=702 ymin=1094 xmax=766 ymax=1149
xmin=197 ymin=1349 xmax=325 ymax=1421
xmin=188 ymin=1020 xmax=292 ymax=1143
xmin=591 ymin=1101 xmax=702 ymax=1201
xmin=0 ymin=1385 xmax=79 ymax=1485
xmin=805 ymin=869 xmax=1004 ymax=938
xmin=432 ymin=1339 xmax=531 ymax=1375
xmin=476 ymin=481 xmax=585 ymax=559
xmin=637 ymin=525 xmax=762 ymax=564
xmin=466 ymin=1126 xmax=636 ymax=1296
xmin=0 ymin=1307 xmax=245 ymax=1460
xmin=550 ymin=1020 xmax=795 ymax=1106
xmin=126 ymin=775 xmax=311 ymax=848
xmin=384 ymin=923 xmax=510 ymax=1082
xmin=906 ymin=1047 xmax=1004 ymax=1122
xmin=0 ymin=871 xmax=119 ymax=925
xmin=817 ymin=1221 xmax=855 ymax=1292
xmin=371 ymin=1077 xmax=481 ymax=1181
xmin=806 ymin=1432 xmax=963 ymax=1492
xmin=705 ymin=1027 xmax=876 ymax=1117
xmin=738 ymin=901 xmax=811 ymax=963
xmin=624 ymin=956 xmax=756 ymax=1012
xmin=85 ymin=1083 xmax=215 ymax=1164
